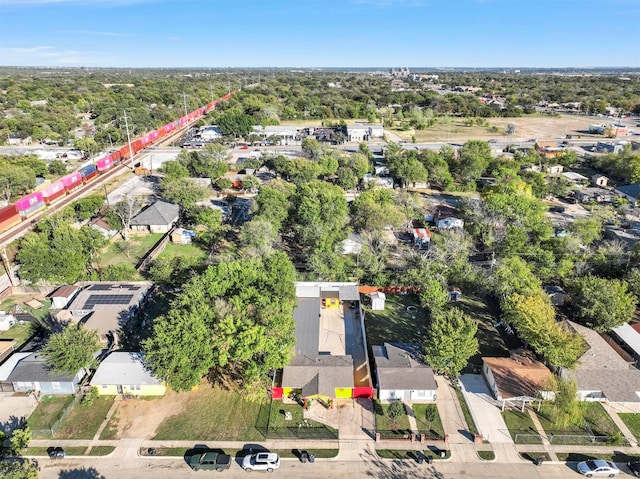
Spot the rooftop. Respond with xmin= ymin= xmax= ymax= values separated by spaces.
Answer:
xmin=373 ymin=343 xmax=436 ymax=391
xmin=130 ymin=200 xmax=180 ymax=227
xmin=7 ymin=353 xmax=81 ymax=383
xmin=483 ymin=352 xmax=553 ymax=399
xmin=90 ymin=351 xmax=162 ymax=386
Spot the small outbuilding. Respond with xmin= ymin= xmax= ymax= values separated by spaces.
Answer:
xmin=50 ymin=285 xmax=80 ymax=310
xmin=369 ymin=292 xmax=386 ymax=311
xmin=0 ymin=311 xmax=17 ymax=332
xmin=170 ymin=228 xmax=197 ymax=245
xmin=592 ymin=174 xmax=609 ymax=187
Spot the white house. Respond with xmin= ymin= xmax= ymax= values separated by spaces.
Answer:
xmin=346 ymin=123 xmax=384 ymax=142
xmin=437 ymin=217 xmax=464 ymax=230
xmin=373 ymin=343 xmax=437 ymax=402
xmin=0 ymin=311 xmax=16 ymax=332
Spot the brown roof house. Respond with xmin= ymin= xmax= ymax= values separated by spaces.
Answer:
xmin=130 ymin=200 xmax=180 ymax=234
xmin=483 ymin=350 xmax=553 ymax=410
xmin=373 ymin=343 xmax=437 ymax=402
xmin=49 ymin=285 xmax=80 ymax=310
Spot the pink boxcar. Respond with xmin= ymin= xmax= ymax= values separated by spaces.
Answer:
xmin=16 ymin=191 xmax=44 ymax=211
xmin=60 ymin=172 xmax=83 ymax=190
xmin=96 ymin=156 xmax=114 ymax=172
xmin=41 ymin=180 xmax=66 ymax=204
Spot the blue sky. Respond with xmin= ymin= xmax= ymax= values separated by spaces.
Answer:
xmin=0 ymin=0 xmax=638 ymax=68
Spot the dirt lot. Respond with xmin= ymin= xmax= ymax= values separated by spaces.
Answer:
xmin=394 ymin=114 xmax=606 ymax=143
xmin=107 ymin=389 xmax=189 ymax=439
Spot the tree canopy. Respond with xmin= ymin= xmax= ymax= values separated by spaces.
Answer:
xmin=41 ymin=323 xmax=101 ymax=375
xmin=569 ymin=276 xmax=636 ymax=332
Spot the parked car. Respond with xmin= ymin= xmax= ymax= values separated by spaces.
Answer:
xmin=190 ymin=450 xmax=231 ymax=472
xmin=549 ymin=205 xmax=566 ymax=213
xmin=628 ymin=461 xmax=640 ymax=477
xmin=242 ymin=452 xmax=280 ymax=472
xmin=577 ymin=459 xmax=619 ymax=477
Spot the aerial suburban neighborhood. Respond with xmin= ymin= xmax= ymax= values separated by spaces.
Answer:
xmin=0 ymin=1 xmax=639 ymax=478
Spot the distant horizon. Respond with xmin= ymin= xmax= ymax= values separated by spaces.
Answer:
xmin=0 ymin=0 xmax=638 ymax=68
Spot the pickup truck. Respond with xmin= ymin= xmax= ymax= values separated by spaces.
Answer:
xmin=189 ymin=451 xmax=232 ymax=472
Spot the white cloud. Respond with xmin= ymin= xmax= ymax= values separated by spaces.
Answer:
xmin=0 ymin=45 xmax=104 ymax=66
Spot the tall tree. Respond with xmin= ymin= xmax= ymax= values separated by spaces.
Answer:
xmin=110 ymin=195 xmax=143 ymax=242
xmin=423 ymin=307 xmax=478 ymax=377
xmin=569 ymin=276 xmax=636 ymax=332
xmin=41 ymin=323 xmax=100 ymax=375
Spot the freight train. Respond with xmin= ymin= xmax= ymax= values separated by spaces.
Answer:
xmin=0 ymin=92 xmax=233 ymax=235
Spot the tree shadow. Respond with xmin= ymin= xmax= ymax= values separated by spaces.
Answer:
xmin=58 ymin=467 xmax=106 ymax=479
xmin=0 ymin=415 xmax=27 ymax=434
xmin=359 ymin=445 xmax=445 ymax=479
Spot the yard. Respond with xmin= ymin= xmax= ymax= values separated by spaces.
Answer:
xmin=99 ymin=233 xmax=164 ymax=268
xmin=0 ymin=295 xmax=52 ymax=323
xmin=617 ymin=413 xmax=640 ymax=442
xmin=454 ymin=295 xmax=522 ymax=365
xmin=535 ymin=402 xmax=625 ymax=445
xmin=0 ymin=322 xmax=37 ymax=347
xmin=152 ymin=383 xmax=264 ymax=441
xmin=373 ymin=400 xmax=411 ymax=438
xmin=28 ymin=395 xmax=75 ymax=437
xmin=264 ymin=402 xmax=338 ymax=439
xmin=502 ymin=409 xmax=543 ymax=444
xmin=53 ymin=396 xmax=115 ymax=439
xmin=364 ymin=294 xmax=429 ymax=345
xmin=156 ymin=241 xmax=208 ymax=262
xmin=412 ymin=403 xmax=445 ymax=439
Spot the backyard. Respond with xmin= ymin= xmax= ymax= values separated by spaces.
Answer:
xmin=0 ymin=322 xmax=38 ymax=348
xmin=99 ymin=233 xmax=164 ymax=268
xmin=364 ymin=294 xmax=429 ymax=345
xmin=156 ymin=241 xmax=208 ymax=262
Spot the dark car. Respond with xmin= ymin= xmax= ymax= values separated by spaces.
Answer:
xmin=549 ymin=205 xmax=565 ymax=213
xmin=628 ymin=461 xmax=640 ymax=477
xmin=189 ymin=451 xmax=231 ymax=472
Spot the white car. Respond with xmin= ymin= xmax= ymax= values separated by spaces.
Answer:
xmin=242 ymin=452 xmax=280 ymax=472
xmin=577 ymin=460 xmax=619 ymax=477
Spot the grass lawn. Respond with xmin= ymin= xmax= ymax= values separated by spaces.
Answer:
xmin=412 ymin=403 xmax=445 ymax=438
xmin=502 ymin=410 xmax=542 ymax=444
xmin=99 ymin=233 xmax=164 ymax=267
xmin=153 ymin=385 xmax=264 ymax=441
xmin=453 ymin=387 xmax=479 ymax=436
xmin=454 ymin=295 xmax=521 ymax=365
xmin=520 ymin=452 xmax=552 ymax=462
xmin=156 ymin=241 xmax=208 ymax=262
xmin=0 ymin=296 xmax=52 ymax=322
xmin=536 ymin=402 xmax=624 ymax=444
xmin=0 ymin=322 xmax=37 ymax=347
xmin=88 ymin=446 xmax=116 ymax=456
xmin=54 ymin=396 xmax=115 ymax=439
xmin=364 ymin=294 xmax=429 ymax=345
xmin=373 ymin=400 xmax=411 ymax=437
xmin=477 ymin=450 xmax=495 ymax=460
xmin=619 ymin=413 xmax=640 ymax=442
xmin=26 ymin=446 xmax=87 ymax=456
xmin=28 ymin=395 xmax=75 ymax=437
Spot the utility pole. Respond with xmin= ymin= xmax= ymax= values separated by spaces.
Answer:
xmin=123 ymin=110 xmax=135 ymax=171
xmin=103 ymin=184 xmax=110 ymax=207
xmin=1 ymin=246 xmax=17 ymax=287
xmin=209 ymin=84 xmax=214 ymax=104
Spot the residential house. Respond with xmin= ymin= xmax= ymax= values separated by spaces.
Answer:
xmin=55 ymin=282 xmax=152 ymax=344
xmin=373 ymin=343 xmax=437 ymax=402
xmin=572 ymin=187 xmax=614 ymax=204
xmin=609 ymin=323 xmax=640 ymax=366
xmin=437 ymin=217 xmax=464 ymax=230
xmin=7 ymin=352 xmax=85 ymax=395
xmin=562 ymin=172 xmax=588 ymax=184
xmin=49 ymin=285 xmax=79 ymax=310
xmin=615 ymin=184 xmax=640 ymax=207
xmin=482 ymin=350 xmax=553 ymax=410
xmin=546 ymin=164 xmax=564 ymax=175
xmin=0 ymin=352 xmax=30 ymax=392
xmin=90 ymin=351 xmax=166 ymax=396
xmin=338 ymin=233 xmax=364 ymax=255
xmin=277 ymin=282 xmax=373 ymax=403
xmin=592 ymin=175 xmax=609 ymax=187
xmin=560 ymin=321 xmax=640 ymax=412
xmin=7 ymin=134 xmax=32 ymax=146
xmin=536 ymin=142 xmax=564 ymax=159
xmin=130 ymin=200 xmax=180 ymax=233
xmin=89 ymin=217 xmax=118 ymax=239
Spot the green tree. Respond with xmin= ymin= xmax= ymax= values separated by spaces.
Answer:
xmin=386 ymin=400 xmax=405 ymax=428
xmin=216 ymin=110 xmax=254 ymax=137
xmin=71 ymin=194 xmax=105 ymax=221
xmin=10 ymin=427 xmax=31 ymax=454
xmin=569 ymin=217 xmax=603 ymax=246
xmin=41 ymin=323 xmax=100 ymax=375
xmin=238 ymin=218 xmax=280 ymax=257
xmin=351 ymin=187 xmax=404 ymax=233
xmin=301 ymin=137 xmax=322 ymax=160
xmin=161 ymin=159 xmax=190 ymax=179
xmin=0 ymin=460 xmax=39 ymax=479
xmin=161 ymin=177 xmax=208 ymax=208
xmin=549 ymin=377 xmax=584 ymax=428
xmin=99 ymin=263 xmax=139 ymax=281
xmin=251 ymin=183 xmax=294 ymax=233
xmin=570 ymin=276 xmax=636 ymax=332
xmin=74 ymin=137 xmax=99 ymax=156
xmin=48 ymin=159 xmax=68 ymax=176
xmin=0 ymin=163 xmax=35 ymax=202
xmin=419 ymin=277 xmax=448 ymax=313
xmin=454 ymin=140 xmax=492 ymax=181
xmin=423 ymin=307 xmax=478 ymax=377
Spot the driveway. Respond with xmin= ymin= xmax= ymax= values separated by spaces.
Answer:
xmin=0 ymin=392 xmax=37 ymax=433
xmin=458 ymin=374 xmax=513 ymax=444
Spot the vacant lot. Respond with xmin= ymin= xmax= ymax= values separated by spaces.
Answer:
xmin=364 ymin=294 xmax=429 ymax=346
xmin=393 ymin=114 xmax=605 ymax=143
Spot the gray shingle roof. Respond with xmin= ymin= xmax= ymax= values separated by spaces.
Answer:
xmin=130 ymin=200 xmax=180 ymax=226
xmin=373 ymin=343 xmax=436 ymax=392
xmin=91 ymin=352 xmax=162 ymax=386
xmin=293 ymin=298 xmax=320 ymax=356
xmin=616 ymin=184 xmax=640 ymax=200
xmin=7 ymin=353 xmax=81 ymax=383
xmin=282 ymin=355 xmax=354 ymax=396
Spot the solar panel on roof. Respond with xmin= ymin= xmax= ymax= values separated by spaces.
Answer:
xmin=82 ymin=294 xmax=134 ymax=309
xmin=89 ymin=285 xmax=113 ymax=291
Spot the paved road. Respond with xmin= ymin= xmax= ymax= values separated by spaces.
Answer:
xmin=36 ymin=455 xmax=578 ymax=479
